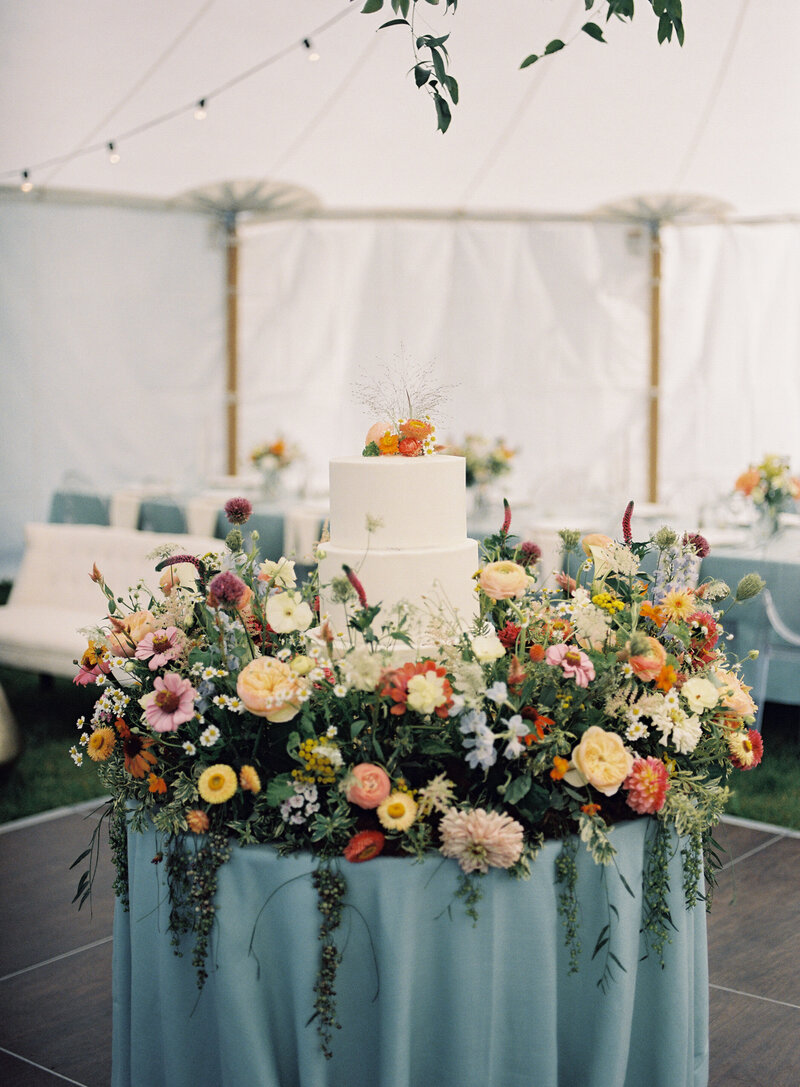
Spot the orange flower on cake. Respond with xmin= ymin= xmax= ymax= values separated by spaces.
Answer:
xmin=381 ymin=660 xmax=454 ymax=718
xmin=236 ymin=656 xmax=307 ymax=722
xmin=565 ymin=726 xmax=634 ymax=797
xmin=479 ymin=560 xmax=528 ymax=601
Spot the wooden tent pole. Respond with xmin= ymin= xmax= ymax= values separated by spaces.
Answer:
xmin=225 ymin=216 xmax=239 ymax=475
xmin=648 ymin=222 xmax=662 ymax=503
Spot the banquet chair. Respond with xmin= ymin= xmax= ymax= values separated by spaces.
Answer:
xmin=48 ymin=490 xmax=110 ymax=525
xmin=138 ymin=499 xmax=188 ymax=534
xmin=747 ymin=588 xmax=800 ymax=731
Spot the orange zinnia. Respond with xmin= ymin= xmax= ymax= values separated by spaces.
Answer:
xmin=377 ymin=431 xmax=399 ymax=455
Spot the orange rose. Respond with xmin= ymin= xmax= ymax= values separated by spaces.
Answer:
xmin=628 ymin=636 xmax=667 ymax=682
xmin=236 ymin=656 xmax=306 ymax=722
xmin=479 ymin=560 xmax=528 ymax=600
xmin=107 ymin=610 xmax=159 ymax=656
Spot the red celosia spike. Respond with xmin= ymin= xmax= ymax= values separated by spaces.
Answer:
xmin=502 ymin=498 xmax=512 ymax=536
xmin=622 ymin=500 xmax=634 ymax=545
xmin=343 ymin=565 xmax=368 ymax=608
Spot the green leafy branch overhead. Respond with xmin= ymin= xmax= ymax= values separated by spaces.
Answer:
xmin=355 ymin=0 xmax=685 ymax=133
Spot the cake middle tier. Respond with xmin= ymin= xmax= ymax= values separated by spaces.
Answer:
xmin=318 ymin=538 xmax=479 ymax=643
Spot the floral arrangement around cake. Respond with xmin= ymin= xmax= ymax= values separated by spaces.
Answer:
xmin=71 ymin=494 xmax=765 ymax=1056
xmin=446 ymin=433 xmax=516 ymax=488
xmin=362 ymin=416 xmax=437 ymax=457
xmin=734 ymin=453 xmax=800 ymax=537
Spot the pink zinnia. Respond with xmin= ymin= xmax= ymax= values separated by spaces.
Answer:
xmin=135 ymin=627 xmax=182 ymax=671
xmin=144 ymin=673 xmax=196 ymax=733
xmin=440 ymin=808 xmax=524 ymax=874
xmin=624 ymin=757 xmax=670 ymax=814
xmin=545 ymin=643 xmax=596 ymax=687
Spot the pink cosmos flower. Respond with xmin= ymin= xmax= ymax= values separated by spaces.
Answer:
xmin=545 ymin=643 xmax=596 ymax=687
xmin=439 ymin=808 xmax=524 ymax=874
xmin=135 ymin=627 xmax=182 ymax=671
xmin=143 ymin=673 xmax=196 ymax=733
xmin=624 ymin=756 xmax=670 ymax=814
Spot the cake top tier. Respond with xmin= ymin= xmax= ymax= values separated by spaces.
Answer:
xmin=327 ymin=455 xmax=469 ymax=551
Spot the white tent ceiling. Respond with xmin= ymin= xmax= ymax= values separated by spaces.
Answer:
xmin=2 ymin=0 xmax=799 ymax=217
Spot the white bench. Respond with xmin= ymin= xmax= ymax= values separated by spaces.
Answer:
xmin=0 ymin=522 xmax=226 ymax=679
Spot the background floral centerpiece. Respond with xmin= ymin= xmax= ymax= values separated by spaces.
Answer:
xmin=446 ymin=433 xmax=516 ymax=515
xmin=249 ymin=436 xmax=303 ymax=497
xmin=71 ymin=497 xmax=764 ymax=1055
xmin=735 ymin=453 xmax=800 ymax=539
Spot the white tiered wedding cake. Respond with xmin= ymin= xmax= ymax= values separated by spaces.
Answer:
xmin=318 ymin=452 xmax=479 ymax=647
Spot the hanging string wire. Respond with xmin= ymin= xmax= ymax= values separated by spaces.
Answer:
xmin=1 ymin=4 xmax=355 ymax=185
xmin=456 ymin=1 xmax=581 ymax=206
xmin=262 ymin=32 xmax=382 ymax=182
xmin=667 ymin=0 xmax=751 ymax=196
xmin=41 ymin=0 xmax=219 ymax=188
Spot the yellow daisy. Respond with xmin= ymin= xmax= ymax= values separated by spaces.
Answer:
xmin=197 ymin=764 xmax=238 ymax=804
xmin=377 ymin=791 xmax=418 ymax=832
xmin=87 ymin=727 xmax=116 ymax=762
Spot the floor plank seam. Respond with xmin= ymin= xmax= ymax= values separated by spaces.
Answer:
xmin=718 ymin=833 xmax=786 ymax=870
xmin=0 ymin=1045 xmax=90 ymax=1086
xmin=0 ymin=935 xmax=113 ymax=983
xmin=709 ymin=983 xmax=800 ymax=1011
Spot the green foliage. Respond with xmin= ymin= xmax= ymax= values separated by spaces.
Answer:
xmin=356 ymin=0 xmax=686 ymax=127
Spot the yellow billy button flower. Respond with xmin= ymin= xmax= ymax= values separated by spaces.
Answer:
xmin=197 ymin=764 xmax=238 ymax=804
xmin=87 ymin=726 xmax=116 ymax=762
xmin=377 ymin=791 xmax=418 ymax=832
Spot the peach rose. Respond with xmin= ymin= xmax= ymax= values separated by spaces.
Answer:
xmin=344 ymin=763 xmax=392 ymax=809
xmin=236 ymin=656 xmax=306 ymax=722
xmin=107 ymin=610 xmax=159 ymax=657
xmin=628 ymin=636 xmax=667 ymax=682
xmin=581 ymin=533 xmax=613 ymax=558
xmin=479 ymin=560 xmax=528 ymax=600
xmin=716 ymin=669 xmax=757 ymax=717
xmin=365 ymin=421 xmax=394 ymax=447
xmin=569 ymin=725 xmax=634 ymax=797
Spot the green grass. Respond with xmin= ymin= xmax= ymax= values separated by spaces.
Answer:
xmin=0 ymin=666 xmax=108 ymax=824
xmin=0 ymin=663 xmax=798 ymax=830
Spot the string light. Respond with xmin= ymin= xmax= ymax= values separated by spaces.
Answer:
xmin=0 ymin=5 xmax=354 ymax=185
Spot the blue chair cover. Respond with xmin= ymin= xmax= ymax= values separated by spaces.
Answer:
xmin=48 ymin=491 xmax=110 ymax=525
xmin=137 ymin=499 xmax=188 ymax=534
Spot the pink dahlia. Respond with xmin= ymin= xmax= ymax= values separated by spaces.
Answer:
xmin=439 ymin=808 xmax=524 ymax=874
xmin=624 ymin=756 xmax=670 ymax=814
xmin=135 ymin=627 xmax=182 ymax=671
xmin=545 ymin=643 xmax=596 ymax=687
xmin=143 ymin=673 xmax=196 ymax=733
xmin=728 ymin=728 xmax=764 ymax=770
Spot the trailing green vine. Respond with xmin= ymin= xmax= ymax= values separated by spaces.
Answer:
xmin=310 ymin=864 xmax=347 ymax=1060
xmin=641 ymin=817 xmax=678 ymax=966
xmin=356 ymin=0 xmax=686 ymax=131
xmin=555 ymin=835 xmax=581 ymax=973
xmin=165 ymin=831 xmax=232 ymax=988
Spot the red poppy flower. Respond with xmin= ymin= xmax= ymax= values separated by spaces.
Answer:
xmin=344 ymin=830 xmax=385 ymax=863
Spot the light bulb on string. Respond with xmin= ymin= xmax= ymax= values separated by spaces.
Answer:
xmin=20 ymin=170 xmax=33 ymax=193
xmin=302 ymin=38 xmax=320 ymax=62
xmin=108 ymin=141 xmax=121 ymax=164
xmin=194 ymin=99 xmax=207 ymax=121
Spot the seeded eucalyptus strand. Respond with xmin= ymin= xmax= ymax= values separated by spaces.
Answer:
xmin=311 ymin=864 xmax=346 ymax=1059
xmin=108 ymin=806 xmax=130 ymax=910
xmin=165 ymin=831 xmax=232 ymax=988
xmin=642 ymin=819 xmax=677 ymax=966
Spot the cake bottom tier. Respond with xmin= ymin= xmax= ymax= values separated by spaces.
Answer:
xmin=318 ymin=539 xmax=479 ymax=647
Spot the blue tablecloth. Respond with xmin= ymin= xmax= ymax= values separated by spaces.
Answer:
xmin=112 ymin=819 xmax=708 ymax=1087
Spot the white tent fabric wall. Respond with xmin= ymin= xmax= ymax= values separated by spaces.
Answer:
xmin=659 ymin=222 xmax=800 ymax=520
xmin=0 ymin=200 xmax=226 ymax=578
xmin=237 ymin=215 xmax=651 ymax=519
